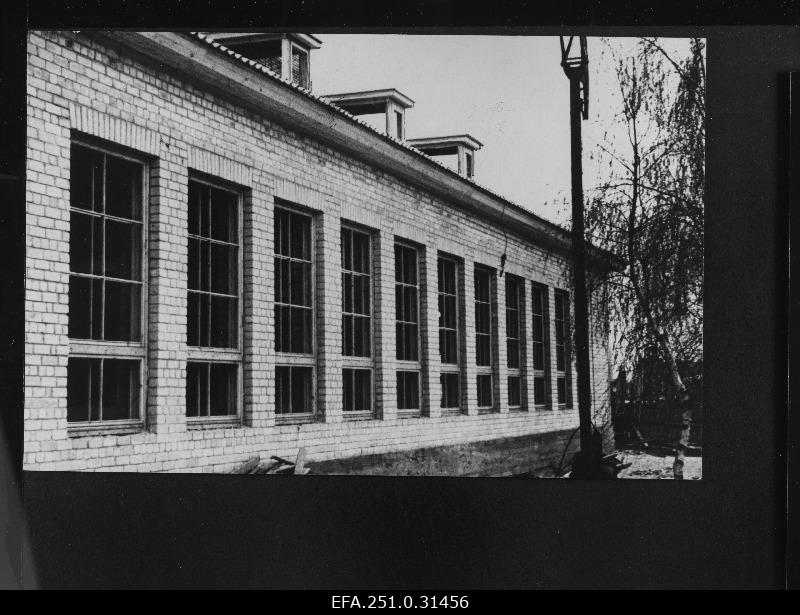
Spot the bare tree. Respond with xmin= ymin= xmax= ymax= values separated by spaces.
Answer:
xmin=585 ymin=38 xmax=705 ymax=478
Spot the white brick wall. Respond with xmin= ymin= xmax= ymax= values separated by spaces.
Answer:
xmin=23 ymin=30 xmax=613 ymax=472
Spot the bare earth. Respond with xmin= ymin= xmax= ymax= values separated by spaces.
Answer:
xmin=617 ymin=448 xmax=703 ymax=480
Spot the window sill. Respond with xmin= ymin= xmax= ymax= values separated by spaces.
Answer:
xmin=275 ymin=414 xmax=318 ymax=426
xmin=67 ymin=420 xmax=144 ymax=438
xmin=478 ymin=408 xmax=498 ymax=415
xmin=397 ymin=410 xmax=421 ymax=419
xmin=343 ymin=412 xmax=376 ymax=422
xmin=440 ymin=408 xmax=464 ymax=417
xmin=534 ymin=405 xmax=551 ymax=411
xmin=508 ymin=406 xmax=527 ymax=413
xmin=186 ymin=416 xmax=241 ymax=430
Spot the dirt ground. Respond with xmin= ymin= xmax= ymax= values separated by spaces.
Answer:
xmin=616 ymin=447 xmax=703 ymax=479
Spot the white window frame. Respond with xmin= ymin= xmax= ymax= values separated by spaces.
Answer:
xmin=474 ymin=264 xmax=497 ymax=412
xmin=273 ymin=203 xmax=317 ymax=423
xmin=437 ymin=253 xmax=463 ymax=414
xmin=505 ymin=274 xmax=525 ymax=411
xmin=554 ymin=289 xmax=572 ymax=409
xmin=185 ymin=173 xmax=244 ymax=428
xmin=394 ymin=240 xmax=422 ymax=417
xmin=67 ymin=137 xmax=148 ymax=436
xmin=531 ymin=282 xmax=551 ymax=410
xmin=341 ymin=223 xmax=375 ymax=419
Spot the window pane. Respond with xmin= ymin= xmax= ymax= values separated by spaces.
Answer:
xmin=290 ymin=260 xmax=311 ymax=306
xmin=342 ymin=314 xmax=353 ymax=355
xmin=477 ymin=374 xmax=493 ymax=407
xmin=104 ymin=280 xmax=141 ymax=342
xmin=275 ymin=366 xmax=313 ymax=414
xmin=289 ymin=212 xmax=311 ymax=260
xmin=341 ymin=228 xmax=352 ymax=269
xmin=354 ymin=369 xmax=371 ymax=411
xmin=105 ymin=154 xmax=142 ymax=221
xmin=353 ymin=316 xmax=370 ymax=357
xmin=556 ymin=345 xmax=566 ymax=371
xmin=68 ymin=275 xmax=92 ymax=339
xmin=476 ymin=335 xmax=491 ymax=366
xmin=91 ymin=215 xmax=104 ymax=275
xmin=507 ymin=339 xmax=520 ymax=369
xmin=209 ymin=243 xmax=237 ymax=295
xmin=67 ymin=357 xmax=99 ymax=422
xmin=274 ymin=209 xmax=290 ymax=257
xmin=352 ymin=231 xmax=370 ymax=273
xmin=555 ymin=293 xmax=565 ymax=321
xmin=275 ymin=258 xmax=290 ymax=303
xmin=209 ymin=363 xmax=237 ymax=416
xmin=557 ymin=376 xmax=566 ymax=405
xmin=532 ymin=313 xmax=544 ymax=343
xmin=533 ymin=342 xmax=545 ymax=371
xmin=210 ymin=295 xmax=237 ymax=348
xmin=209 ymin=187 xmax=238 ymax=242
xmin=275 ymin=305 xmax=290 ymax=352
xmin=534 ymin=376 xmax=546 ymax=406
xmin=186 ymin=361 xmax=206 ymax=417
xmin=188 ymin=237 xmax=201 ymax=292
xmin=343 ymin=368 xmax=372 ymax=412
xmin=508 ymin=376 xmax=521 ymax=407
xmin=188 ymin=180 xmax=202 ymax=236
xmin=105 ymin=218 xmax=142 ymax=281
xmin=342 ymin=272 xmax=352 ymax=313
xmin=291 ymin=367 xmax=312 ymax=412
xmin=102 ymin=359 xmax=140 ymax=420
xmin=343 ymin=368 xmax=354 ymax=412
xmin=70 ymin=144 xmax=101 ymax=212
xmin=353 ymin=275 xmax=369 ymax=315
xmin=397 ymin=371 xmax=419 ymax=410
xmin=69 ymin=210 xmax=93 ymax=274
xmin=440 ymin=372 xmax=460 ymax=409
xmin=289 ymin=307 xmax=312 ymax=353
xmin=275 ymin=365 xmax=291 ymax=414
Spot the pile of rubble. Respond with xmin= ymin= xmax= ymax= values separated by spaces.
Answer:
xmin=229 ymin=448 xmax=311 ymax=475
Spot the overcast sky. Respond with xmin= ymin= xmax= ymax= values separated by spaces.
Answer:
xmin=310 ymin=35 xmax=693 ymax=226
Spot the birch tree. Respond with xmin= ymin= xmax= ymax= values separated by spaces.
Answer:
xmin=586 ymin=38 xmax=705 ymax=478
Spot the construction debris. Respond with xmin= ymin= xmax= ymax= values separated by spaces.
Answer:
xmin=229 ymin=448 xmax=311 ymax=475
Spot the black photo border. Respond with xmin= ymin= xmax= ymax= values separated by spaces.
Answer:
xmin=0 ymin=0 xmax=794 ymax=590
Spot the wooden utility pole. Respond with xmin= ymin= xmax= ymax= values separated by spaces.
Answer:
xmin=559 ymin=36 xmax=601 ymax=477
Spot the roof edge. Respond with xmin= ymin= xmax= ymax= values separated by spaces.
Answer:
xmin=85 ymin=30 xmax=619 ymax=270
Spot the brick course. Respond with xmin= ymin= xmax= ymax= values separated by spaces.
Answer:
xmin=24 ymin=30 xmax=613 ymax=473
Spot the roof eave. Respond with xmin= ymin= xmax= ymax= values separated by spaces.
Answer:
xmin=86 ymin=30 xmax=613 ymax=269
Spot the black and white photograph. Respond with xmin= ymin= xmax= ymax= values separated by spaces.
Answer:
xmin=1 ymin=0 xmax=793 ymax=592
xmin=21 ymin=31 xmax=705 ymax=479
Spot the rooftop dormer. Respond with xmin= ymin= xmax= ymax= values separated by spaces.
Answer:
xmin=202 ymin=32 xmax=322 ymax=90
xmin=406 ymin=135 xmax=483 ymax=179
xmin=320 ymin=89 xmax=414 ymax=140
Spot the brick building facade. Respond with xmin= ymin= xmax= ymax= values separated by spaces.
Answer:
xmin=24 ymin=30 xmax=616 ymax=474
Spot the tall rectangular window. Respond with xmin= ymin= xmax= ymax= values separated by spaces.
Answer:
xmin=186 ymin=177 xmax=241 ymax=419
xmin=342 ymin=226 xmax=373 ymax=415
xmin=395 ymin=110 xmax=404 ymax=140
xmin=67 ymin=141 xmax=145 ymax=426
xmin=554 ymin=290 xmax=572 ymax=408
xmin=395 ymin=242 xmax=421 ymax=414
xmin=438 ymin=255 xmax=461 ymax=411
xmin=532 ymin=283 xmax=550 ymax=409
xmin=274 ymin=206 xmax=315 ymax=417
xmin=474 ymin=265 xmax=496 ymax=410
xmin=505 ymin=275 xmax=524 ymax=410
